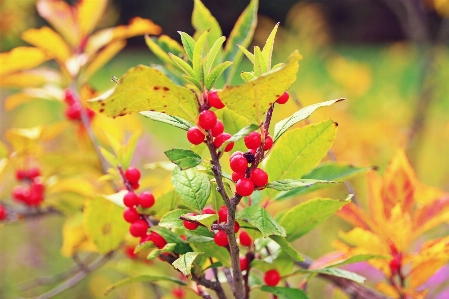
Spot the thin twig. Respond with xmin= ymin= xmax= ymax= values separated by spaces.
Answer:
xmin=0 ymin=201 xmax=61 ymax=224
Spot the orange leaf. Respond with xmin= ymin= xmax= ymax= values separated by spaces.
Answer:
xmin=366 ymin=171 xmax=387 ymax=232
xmin=21 ymin=26 xmax=72 ymax=62
xmin=376 ymin=282 xmax=400 ymax=298
xmin=383 ymin=204 xmax=412 ymax=252
xmin=336 ymin=202 xmax=371 ymax=230
xmin=412 ymin=195 xmax=449 ymax=238
xmin=84 ymin=40 xmax=126 ymax=79
xmin=0 ymin=47 xmax=52 ymax=76
xmin=309 ymin=251 xmax=347 ymax=269
xmin=414 ymin=181 xmax=445 ymax=204
xmin=77 ymin=0 xmax=108 ymax=37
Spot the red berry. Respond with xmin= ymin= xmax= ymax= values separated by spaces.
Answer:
xmin=250 ymin=168 xmax=268 ymax=187
xmin=230 ymin=151 xmax=244 ymax=159
xmin=15 ymin=169 xmax=27 ymax=181
xmin=234 ymin=221 xmax=240 ymax=233
xmin=64 ymin=88 xmax=76 ymax=105
xmin=139 ymin=233 xmax=153 ymax=244
xmin=0 ymin=204 xmax=7 ymax=220
xmin=239 ymin=230 xmax=252 ymax=247
xmin=124 ymin=246 xmax=137 ymax=259
xmin=244 ymin=132 xmax=262 ymax=149
xmin=230 ymin=155 xmax=248 ymax=173
xmin=86 ymin=108 xmax=95 ymax=120
xmin=202 ymin=207 xmax=216 ymax=215
xmin=187 ymin=127 xmax=205 ymax=145
xmin=264 ymin=269 xmax=281 ymax=286
xmin=131 ymin=182 xmax=140 ymax=190
xmin=129 ymin=219 xmax=149 ymax=237
xmin=214 ymin=230 xmax=229 ymax=247
xmin=214 ymin=133 xmax=234 ymax=152
xmin=236 ymin=178 xmax=254 ymax=196
xmin=12 ymin=186 xmax=29 ymax=202
xmin=65 ymin=103 xmax=82 ymax=120
xmin=183 ymin=213 xmax=199 ymax=230
xmin=232 ymin=172 xmax=245 ymax=182
xmin=198 ymin=110 xmax=217 ymax=130
xmin=123 ymin=192 xmax=139 ymax=207
xmin=151 ymin=232 xmax=167 ymax=248
xmin=211 ymin=120 xmax=224 ymax=137
xmin=125 ymin=167 xmax=141 ymax=185
xmin=263 ymin=136 xmax=273 ymax=151
xmin=208 ymin=90 xmax=225 ymax=109
xmin=239 ymin=256 xmax=247 ymax=271
xmin=172 ymin=287 xmax=186 ymax=298
xmin=218 ymin=205 xmax=228 ymax=223
xmin=28 ymin=182 xmax=45 ymax=206
xmin=276 ymin=91 xmax=289 ymax=104
xmin=123 ymin=207 xmax=140 ymax=223
xmin=139 ymin=192 xmax=155 ymax=208
xmin=27 ymin=167 xmax=41 ymax=180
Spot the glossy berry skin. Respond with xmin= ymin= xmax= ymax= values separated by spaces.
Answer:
xmin=239 ymin=256 xmax=247 ymax=271
xmin=214 ymin=230 xmax=229 ymax=247
xmin=244 ymin=132 xmax=262 ymax=149
xmin=211 ymin=120 xmax=224 ymax=137
xmin=232 ymin=172 xmax=245 ymax=182
xmin=208 ymin=90 xmax=225 ymax=109
xmin=230 ymin=155 xmax=248 ymax=173
xmin=234 ymin=221 xmax=240 ymax=233
xmin=236 ymin=178 xmax=254 ymax=197
xmin=129 ymin=219 xmax=149 ymax=237
xmin=183 ymin=213 xmax=199 ymax=230
xmin=198 ymin=110 xmax=217 ymax=130
xmin=151 ymin=232 xmax=167 ymax=248
xmin=65 ymin=103 xmax=82 ymax=120
xmin=140 ymin=233 xmax=153 ymax=244
xmin=139 ymin=192 xmax=155 ymax=208
xmin=239 ymin=230 xmax=252 ymax=247
xmin=123 ymin=192 xmax=139 ymax=207
xmin=214 ymin=133 xmax=234 ymax=152
xmin=125 ymin=167 xmax=141 ymax=185
xmin=230 ymin=151 xmax=244 ymax=159
xmin=172 ymin=287 xmax=186 ymax=298
xmin=187 ymin=127 xmax=205 ymax=145
xmin=264 ymin=269 xmax=281 ymax=286
xmin=276 ymin=91 xmax=289 ymax=104
xmin=123 ymin=207 xmax=140 ymax=223
xmin=218 ymin=206 xmax=228 ymax=223
xmin=263 ymin=136 xmax=273 ymax=151
xmin=202 ymin=207 xmax=216 ymax=215
xmin=0 ymin=204 xmax=7 ymax=220
xmin=250 ymin=168 xmax=269 ymax=187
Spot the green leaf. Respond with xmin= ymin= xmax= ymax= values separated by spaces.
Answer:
xmin=241 ymin=71 xmax=255 ymax=82
xmin=261 ymin=23 xmax=279 ymax=70
xmin=140 ymin=111 xmax=192 ymax=131
xmin=145 ymin=35 xmax=173 ymax=65
xmin=192 ymin=0 xmax=222 ymax=50
xmin=219 ymin=51 xmax=301 ymax=121
xmin=181 ymin=213 xmax=218 ymax=229
xmin=182 ymin=75 xmax=203 ymax=90
xmin=254 ymin=46 xmax=268 ymax=76
xmin=118 ymin=131 xmax=140 ymax=171
xmin=191 ymin=242 xmax=231 ymax=267
xmin=205 ymin=36 xmax=226 ymax=74
xmin=104 ymin=275 xmax=186 ymax=295
xmin=273 ymin=98 xmax=344 ymax=142
xmin=151 ymin=226 xmax=192 ymax=254
xmin=144 ymin=243 xmax=177 ymax=259
xmin=261 ymin=286 xmax=309 ymax=299
xmin=279 ymin=196 xmax=351 ymax=241
xmin=274 ymin=163 xmax=372 ymax=200
xmin=270 ymin=235 xmax=303 ymax=262
xmin=192 ymin=30 xmax=209 ymax=83
xmin=237 ymin=44 xmax=255 ymax=64
xmin=295 ymin=268 xmax=366 ymax=284
xmin=145 ymin=35 xmax=183 ymax=66
xmin=172 ymin=167 xmax=211 ymax=211
xmin=237 ymin=206 xmax=286 ymax=237
xmin=223 ymin=0 xmax=258 ymax=82
xmin=219 ymin=123 xmax=260 ymax=152
xmin=205 ymin=61 xmax=233 ymax=90
xmin=83 ymin=197 xmax=128 ymax=254
xmin=169 ymin=53 xmax=196 ymax=78
xmin=172 ymin=252 xmax=203 ymax=276
xmin=159 ymin=209 xmax=190 ymax=229
xmin=165 ymin=148 xmax=202 ymax=170
xmin=98 ymin=147 xmax=118 ymax=168
xmin=266 ymin=179 xmax=337 ymax=191
xmin=265 ymin=119 xmax=338 ymax=182
xmin=88 ymin=65 xmax=199 ymax=123
xmin=322 ymin=254 xmax=388 ymax=268
xmin=179 ymin=32 xmax=196 ymax=61
xmin=216 ymin=107 xmax=250 ymax=153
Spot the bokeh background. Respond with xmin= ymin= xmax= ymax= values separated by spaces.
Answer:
xmin=1 ymin=0 xmax=449 ymax=298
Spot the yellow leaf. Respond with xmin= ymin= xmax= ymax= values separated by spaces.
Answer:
xmin=21 ymin=26 xmax=72 ymax=62
xmin=5 ymin=85 xmax=63 ymax=110
xmin=338 ymin=227 xmax=388 ymax=255
xmin=61 ymin=213 xmax=98 ymax=257
xmin=77 ymin=0 xmax=108 ymax=37
xmin=409 ymin=258 xmax=448 ymax=289
xmin=0 ymin=68 xmax=60 ymax=88
xmin=367 ymin=171 xmax=387 ymax=233
xmin=84 ymin=40 xmax=126 ymax=79
xmin=376 ymin=282 xmax=400 ymax=299
xmin=48 ymin=177 xmax=96 ymax=197
xmin=5 ymin=127 xmax=44 ymax=156
xmin=414 ymin=181 xmax=446 ymax=204
xmin=0 ymin=47 xmax=52 ymax=76
xmin=384 ymin=204 xmax=412 ymax=252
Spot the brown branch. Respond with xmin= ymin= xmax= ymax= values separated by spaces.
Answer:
xmin=0 ymin=201 xmax=61 ymax=224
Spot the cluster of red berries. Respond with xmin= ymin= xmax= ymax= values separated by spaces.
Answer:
xmin=186 ymin=91 xmax=234 ymax=152
xmin=264 ymin=269 xmax=281 ymax=286
xmin=0 ymin=204 xmax=7 ymax=221
xmin=64 ymin=88 xmax=95 ymax=122
xmin=11 ymin=167 xmax=45 ymax=206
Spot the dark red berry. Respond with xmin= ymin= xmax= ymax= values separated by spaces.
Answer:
xmin=232 ymin=172 xmax=245 ymax=182
xmin=230 ymin=155 xmax=248 ymax=173
xmin=214 ymin=133 xmax=234 ymax=152
xmin=264 ymin=269 xmax=281 ymax=286
xmin=239 ymin=256 xmax=247 ymax=271
xmin=244 ymin=132 xmax=262 ymax=149
xmin=236 ymin=178 xmax=254 ymax=196
xmin=0 ymin=204 xmax=7 ymax=220
xmin=243 ymin=151 xmax=256 ymax=163
xmin=151 ymin=232 xmax=167 ymax=248
xmin=218 ymin=206 xmax=227 ymax=223
xmin=129 ymin=219 xmax=149 ymax=237
xmin=86 ymin=108 xmax=95 ymax=120
xmin=263 ymin=136 xmax=273 ymax=151
xmin=211 ymin=120 xmax=224 ymax=137
xmin=276 ymin=91 xmax=289 ymax=104
xmin=12 ymin=186 xmax=29 ymax=202
xmin=28 ymin=182 xmax=45 ymax=206
xmin=183 ymin=213 xmax=199 ymax=230
xmin=234 ymin=221 xmax=240 ymax=233
xmin=208 ymin=90 xmax=225 ymax=109
xmin=202 ymin=207 xmax=216 ymax=215
xmin=65 ymin=103 xmax=82 ymax=120
xmin=214 ymin=230 xmax=228 ymax=247
xmin=239 ymin=230 xmax=252 ymax=247
xmin=198 ymin=110 xmax=217 ymax=130
xmin=125 ymin=167 xmax=141 ymax=185
xmin=124 ymin=246 xmax=137 ymax=259
xmin=139 ymin=192 xmax=155 ymax=208
xmin=250 ymin=168 xmax=268 ymax=187
xmin=15 ymin=169 xmax=27 ymax=181
xmin=131 ymin=182 xmax=140 ymax=190
xmin=139 ymin=233 xmax=153 ymax=244
xmin=172 ymin=287 xmax=186 ymax=298
xmin=123 ymin=207 xmax=140 ymax=223
xmin=123 ymin=192 xmax=139 ymax=207
xmin=187 ymin=127 xmax=205 ymax=145
xmin=64 ymin=88 xmax=76 ymax=105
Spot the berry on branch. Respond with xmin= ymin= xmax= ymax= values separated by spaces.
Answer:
xmin=230 ymin=155 xmax=248 ymax=173
xmin=264 ymin=269 xmax=281 ymax=286
xmin=187 ymin=127 xmax=205 ymax=145
xmin=183 ymin=213 xmax=199 ymax=230
xmin=125 ymin=167 xmax=141 ymax=185
xmin=214 ymin=230 xmax=229 ymax=247
xmin=239 ymin=230 xmax=252 ymax=247
xmin=129 ymin=219 xmax=149 ymax=237
xmin=208 ymin=90 xmax=225 ymax=109
xmin=244 ymin=132 xmax=262 ymax=149
xmin=139 ymin=192 xmax=155 ymax=208
xmin=198 ymin=110 xmax=217 ymax=130
xmin=250 ymin=168 xmax=269 ymax=187
xmin=236 ymin=178 xmax=255 ymax=196
xmin=276 ymin=91 xmax=289 ymax=104
xmin=213 ymin=133 xmax=234 ymax=152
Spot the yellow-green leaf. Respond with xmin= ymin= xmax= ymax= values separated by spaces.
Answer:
xmin=262 ymin=23 xmax=279 ymax=70
xmin=172 ymin=252 xmax=203 ymax=276
xmin=192 ymin=0 xmax=222 ymax=50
